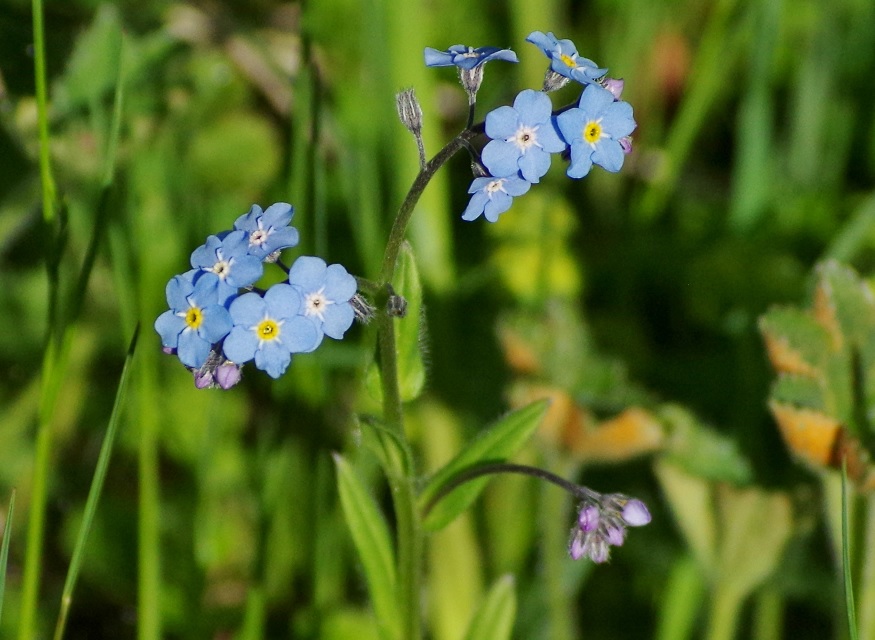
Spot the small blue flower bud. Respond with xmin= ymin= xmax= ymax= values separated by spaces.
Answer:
xmin=622 ymin=499 xmax=651 ymax=526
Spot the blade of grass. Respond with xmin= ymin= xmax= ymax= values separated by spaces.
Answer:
xmin=843 ymin=461 xmax=859 ymax=640
xmin=0 ymin=490 xmax=16 ymax=627
xmin=53 ymin=324 xmax=139 ymax=640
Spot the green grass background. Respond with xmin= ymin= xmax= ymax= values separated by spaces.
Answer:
xmin=1 ymin=0 xmax=874 ymax=637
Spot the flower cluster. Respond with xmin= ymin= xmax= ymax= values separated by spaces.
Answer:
xmin=425 ymin=31 xmax=636 ymax=223
xmin=568 ymin=492 xmax=652 ymax=563
xmin=154 ymin=203 xmax=358 ymax=387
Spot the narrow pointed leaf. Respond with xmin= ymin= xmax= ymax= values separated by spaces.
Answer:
xmin=333 ymin=454 xmax=401 ymax=640
xmin=0 ymin=489 xmax=15 ymax=626
xmin=463 ymin=574 xmax=517 ymax=640
xmin=420 ymin=400 xmax=548 ymax=531
xmin=393 ymin=242 xmax=425 ymax=401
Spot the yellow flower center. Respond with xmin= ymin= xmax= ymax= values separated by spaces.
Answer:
xmin=560 ymin=53 xmax=576 ymax=68
xmin=257 ymin=319 xmax=280 ymax=341
xmin=584 ymin=120 xmax=603 ymax=144
xmin=185 ymin=307 xmax=203 ymax=330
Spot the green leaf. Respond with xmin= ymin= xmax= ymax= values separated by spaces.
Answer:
xmin=333 ymin=454 xmax=401 ymax=640
xmin=393 ymin=242 xmax=426 ymax=401
xmin=462 ymin=575 xmax=517 ymax=640
xmin=769 ymin=374 xmax=827 ymax=412
xmin=419 ymin=400 xmax=548 ymax=531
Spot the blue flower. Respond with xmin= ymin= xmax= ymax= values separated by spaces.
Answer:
xmin=190 ymin=230 xmax=264 ymax=303
xmin=461 ymin=175 xmax=532 ymax=223
xmin=481 ymin=89 xmax=565 ymax=183
xmin=556 ymin=84 xmax=636 ymax=178
xmin=233 ymin=202 xmax=300 ymax=260
xmin=287 ymin=256 xmax=357 ymax=341
xmin=154 ymin=272 xmax=233 ymax=369
xmin=424 ymin=45 xmax=518 ymax=70
xmin=526 ymin=31 xmax=607 ymax=85
xmin=222 ymin=284 xmax=321 ymax=379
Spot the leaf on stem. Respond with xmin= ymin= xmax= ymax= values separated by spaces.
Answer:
xmin=462 ymin=574 xmax=517 ymax=640
xmin=419 ymin=399 xmax=549 ymax=531
xmin=333 ymin=454 xmax=401 ymax=640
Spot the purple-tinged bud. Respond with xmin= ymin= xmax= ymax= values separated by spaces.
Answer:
xmin=601 ymin=77 xmax=624 ymax=100
xmin=622 ymin=499 xmax=651 ymax=526
xmin=606 ymin=525 xmax=626 ymax=547
xmin=215 ymin=363 xmax=242 ymax=389
xmin=578 ymin=505 xmax=600 ymax=532
xmin=569 ymin=531 xmax=587 ymax=560
xmin=194 ymin=369 xmax=214 ymax=389
xmin=162 ymin=346 xmax=176 ymax=355
xmin=588 ymin=539 xmax=610 ymax=564
xmin=619 ymin=137 xmax=633 ymax=155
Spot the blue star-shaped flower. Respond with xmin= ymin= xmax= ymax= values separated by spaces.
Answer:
xmin=481 ymin=89 xmax=565 ymax=183
xmin=190 ymin=230 xmax=264 ymax=303
xmin=461 ymin=175 xmax=532 ymax=223
xmin=526 ymin=31 xmax=607 ymax=85
xmin=154 ymin=272 xmax=233 ymax=369
xmin=233 ymin=202 xmax=300 ymax=260
xmin=424 ymin=45 xmax=518 ymax=70
xmin=556 ymin=84 xmax=637 ymax=178
xmin=222 ymin=284 xmax=321 ymax=379
xmin=287 ymin=256 xmax=357 ymax=342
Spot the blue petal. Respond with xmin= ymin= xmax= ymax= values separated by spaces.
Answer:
xmin=190 ymin=235 xmax=222 ymax=269
xmin=177 ymin=330 xmax=210 ymax=368
xmin=261 ymin=202 xmax=293 ymax=226
xmin=536 ymin=118 xmax=566 ymax=152
xmin=229 ymin=292 xmax=267 ymax=326
xmin=165 ymin=274 xmax=194 ymax=310
xmin=154 ymin=310 xmax=185 ymax=348
xmin=525 ymin=31 xmax=557 ymax=54
xmin=482 ymin=191 xmax=514 ymax=222
xmin=556 ymin=108 xmax=586 ymax=145
xmin=288 ymin=256 xmax=328 ymax=291
xmin=199 ymin=305 xmax=233 ymax=343
xmin=567 ymin=141 xmax=595 ymax=179
xmin=485 ymin=105 xmax=521 ymax=140
xmin=592 ymin=139 xmax=625 ymax=172
xmin=264 ymin=283 xmax=303 ymax=319
xmin=232 ymin=204 xmax=263 ymax=231
xmin=254 ymin=341 xmax=292 ymax=378
xmin=322 ymin=303 xmax=355 ymax=339
xmin=226 ymin=254 xmax=263 ymax=288
xmin=461 ymin=191 xmax=489 ymax=221
xmin=503 ymin=176 xmax=533 ymax=196
xmin=281 ymin=315 xmax=322 ymax=353
xmin=468 ymin=177 xmax=494 ymax=194
xmin=325 ymin=264 xmax=357 ymax=302
xmin=518 ymin=148 xmax=551 ymax=183
xmin=513 ymin=89 xmax=552 ymax=124
xmin=424 ymin=47 xmax=455 ymax=67
xmin=482 ymin=140 xmax=521 ymax=178
xmin=578 ymin=84 xmax=615 ymax=116
xmin=600 ymin=102 xmax=637 ymax=137
xmin=223 ymin=325 xmax=259 ymax=364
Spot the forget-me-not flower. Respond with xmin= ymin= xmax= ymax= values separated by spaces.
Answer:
xmin=233 ymin=202 xmax=300 ymax=260
xmin=568 ymin=493 xmax=651 ymax=563
xmin=424 ymin=45 xmax=518 ymax=70
xmin=154 ymin=272 xmax=233 ymax=369
xmin=287 ymin=256 xmax=357 ymax=344
xmin=190 ymin=230 xmax=264 ymax=303
xmin=526 ymin=31 xmax=606 ymax=85
xmin=481 ymin=89 xmax=565 ymax=184
xmin=461 ymin=175 xmax=532 ymax=223
xmin=223 ymin=284 xmax=321 ymax=379
xmin=556 ymin=84 xmax=636 ymax=178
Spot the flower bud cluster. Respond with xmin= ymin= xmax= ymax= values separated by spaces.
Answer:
xmin=568 ymin=493 xmax=652 ymax=563
xmin=154 ymin=203 xmax=359 ymax=387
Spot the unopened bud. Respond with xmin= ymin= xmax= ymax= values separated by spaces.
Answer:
xmin=601 ymin=77 xmax=624 ymax=100
xmin=396 ymin=88 xmax=423 ymax=135
xmin=619 ymin=136 xmax=633 ymax=155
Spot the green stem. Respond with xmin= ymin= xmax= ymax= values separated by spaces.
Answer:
xmin=32 ymin=0 xmax=55 ymax=224
xmin=705 ymin=586 xmax=743 ymax=640
xmin=374 ymin=125 xmax=478 ymax=640
xmin=855 ymin=493 xmax=875 ymax=639
xmin=138 ymin=361 xmax=161 ymax=640
xmin=378 ymin=128 xmax=478 ymax=285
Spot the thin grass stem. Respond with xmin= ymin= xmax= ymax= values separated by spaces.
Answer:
xmin=0 ymin=490 xmax=16 ymax=627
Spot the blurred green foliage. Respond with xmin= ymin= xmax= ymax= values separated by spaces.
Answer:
xmin=2 ymin=0 xmax=875 ymax=637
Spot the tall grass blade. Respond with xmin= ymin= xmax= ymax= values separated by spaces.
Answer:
xmin=843 ymin=461 xmax=859 ymax=640
xmin=0 ymin=490 xmax=16 ymax=627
